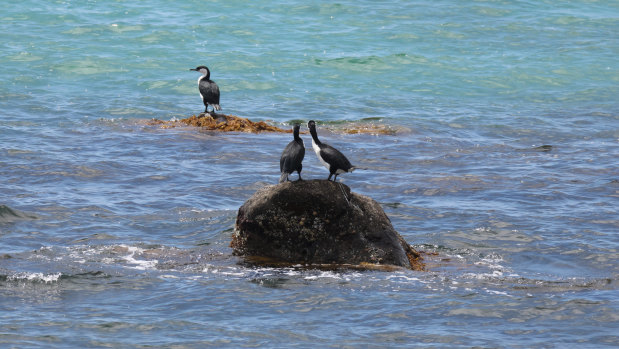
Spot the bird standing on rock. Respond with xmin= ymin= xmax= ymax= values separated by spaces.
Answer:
xmin=279 ymin=123 xmax=305 ymax=183
xmin=307 ymin=120 xmax=355 ymax=181
xmin=190 ymin=65 xmax=221 ymax=114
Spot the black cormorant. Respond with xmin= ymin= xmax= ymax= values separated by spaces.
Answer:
xmin=190 ymin=66 xmax=221 ymax=114
xmin=307 ymin=120 xmax=355 ymax=181
xmin=279 ymin=123 xmax=305 ymax=183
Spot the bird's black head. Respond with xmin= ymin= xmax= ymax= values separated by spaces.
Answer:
xmin=190 ymin=66 xmax=211 ymax=77
xmin=190 ymin=66 xmax=211 ymax=79
xmin=307 ymin=120 xmax=320 ymax=141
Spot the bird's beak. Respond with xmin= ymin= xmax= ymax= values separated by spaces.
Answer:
xmin=189 ymin=68 xmax=197 ymax=71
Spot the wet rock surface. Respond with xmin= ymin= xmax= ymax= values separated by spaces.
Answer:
xmin=232 ymin=180 xmax=424 ymax=270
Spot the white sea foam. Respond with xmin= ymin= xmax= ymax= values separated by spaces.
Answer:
xmin=8 ymin=272 xmax=62 ymax=283
xmin=121 ymin=245 xmax=158 ymax=270
xmin=464 ymin=269 xmax=505 ymax=280
xmin=485 ymin=289 xmax=512 ymax=297
xmin=304 ymin=271 xmax=343 ymax=280
xmin=220 ymin=271 xmax=246 ymax=277
xmin=387 ymin=273 xmax=421 ymax=282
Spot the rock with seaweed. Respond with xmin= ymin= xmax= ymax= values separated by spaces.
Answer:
xmin=149 ymin=113 xmax=289 ymax=133
xmin=148 ymin=114 xmax=404 ymax=135
xmin=231 ymin=180 xmax=424 ymax=270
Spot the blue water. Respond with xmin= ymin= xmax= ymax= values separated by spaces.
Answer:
xmin=1 ymin=0 xmax=618 ymax=347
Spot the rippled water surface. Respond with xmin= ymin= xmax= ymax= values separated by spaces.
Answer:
xmin=1 ymin=0 xmax=618 ymax=347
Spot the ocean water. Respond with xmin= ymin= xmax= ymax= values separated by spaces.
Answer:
xmin=1 ymin=0 xmax=618 ymax=347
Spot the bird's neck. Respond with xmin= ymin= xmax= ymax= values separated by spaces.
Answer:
xmin=309 ymin=128 xmax=321 ymax=145
xmin=201 ymin=69 xmax=210 ymax=81
xmin=293 ymin=128 xmax=300 ymax=141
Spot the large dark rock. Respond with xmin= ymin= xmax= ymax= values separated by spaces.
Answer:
xmin=231 ymin=180 xmax=424 ymax=270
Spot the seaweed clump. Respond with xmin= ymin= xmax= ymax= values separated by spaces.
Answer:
xmin=149 ymin=113 xmax=289 ymax=133
xmin=148 ymin=114 xmax=408 ymax=135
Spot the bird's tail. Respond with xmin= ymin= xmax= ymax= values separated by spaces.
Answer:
xmin=213 ymin=104 xmax=221 ymax=111
xmin=279 ymin=172 xmax=288 ymax=183
xmin=350 ymin=166 xmax=368 ymax=172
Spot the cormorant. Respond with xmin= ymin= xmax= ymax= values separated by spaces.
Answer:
xmin=307 ymin=120 xmax=355 ymax=181
xmin=190 ymin=66 xmax=221 ymax=114
xmin=279 ymin=123 xmax=305 ymax=183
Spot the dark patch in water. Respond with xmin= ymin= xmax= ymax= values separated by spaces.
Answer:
xmin=284 ymin=119 xmax=307 ymax=126
xmin=360 ymin=117 xmax=383 ymax=121
xmin=0 ymin=205 xmax=37 ymax=223
xmin=250 ymin=277 xmax=290 ymax=289
xmin=514 ymin=145 xmax=553 ymax=153
xmin=59 ymin=271 xmax=109 ymax=280
xmin=533 ymin=145 xmax=553 ymax=152
xmin=314 ymin=56 xmax=383 ymax=66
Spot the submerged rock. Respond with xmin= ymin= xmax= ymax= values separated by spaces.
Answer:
xmin=231 ymin=180 xmax=424 ymax=270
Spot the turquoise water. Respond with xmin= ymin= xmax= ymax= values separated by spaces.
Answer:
xmin=1 ymin=1 xmax=618 ymax=347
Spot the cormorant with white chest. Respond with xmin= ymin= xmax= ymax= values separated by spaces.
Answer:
xmin=279 ymin=123 xmax=305 ymax=183
xmin=307 ymin=120 xmax=355 ymax=181
xmin=190 ymin=65 xmax=221 ymax=114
